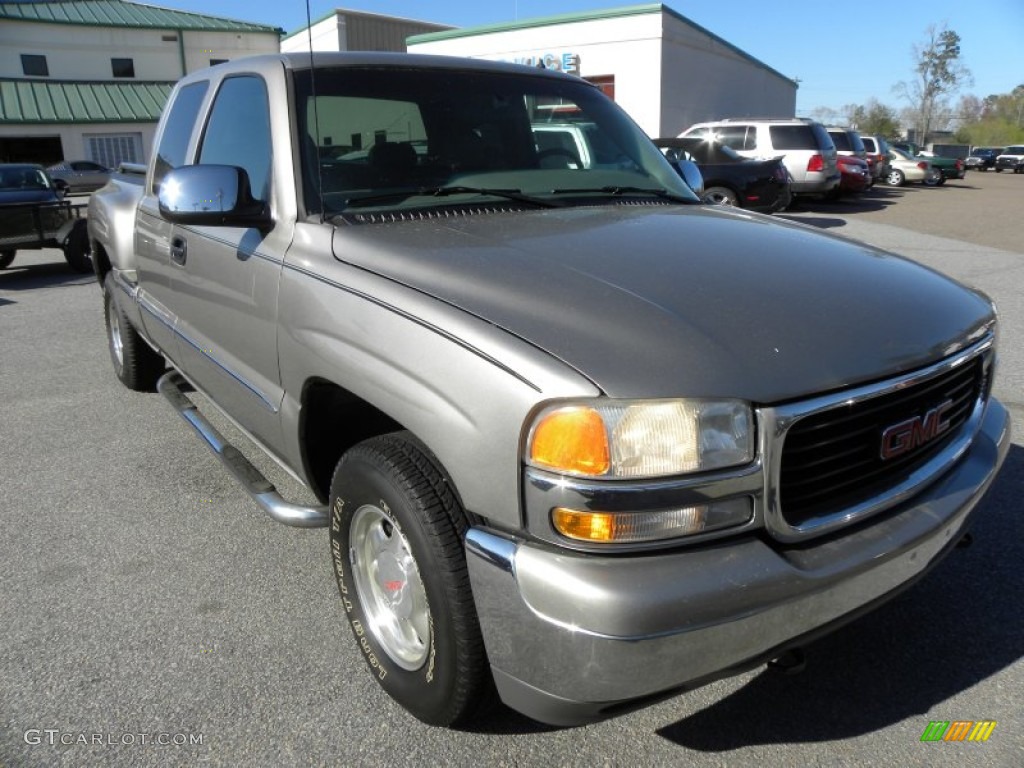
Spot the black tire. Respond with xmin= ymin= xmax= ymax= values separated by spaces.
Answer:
xmin=64 ymin=220 xmax=92 ymax=273
xmin=329 ymin=433 xmax=493 ymax=726
xmin=0 ymin=250 xmax=14 ymax=270
xmin=103 ymin=273 xmax=165 ymax=391
xmin=995 ymin=168 xmax=1002 ymax=173
xmin=702 ymin=186 xmax=739 ymax=206
xmin=936 ymin=176 xmax=947 ymax=186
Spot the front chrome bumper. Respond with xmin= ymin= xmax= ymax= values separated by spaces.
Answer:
xmin=466 ymin=398 xmax=1010 ymax=726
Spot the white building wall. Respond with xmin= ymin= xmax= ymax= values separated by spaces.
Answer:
xmin=0 ymin=21 xmax=279 ymax=81
xmin=409 ymin=14 xmax=665 ymax=136
xmin=281 ymin=16 xmax=341 ymax=53
xmin=659 ymin=18 xmax=796 ymax=135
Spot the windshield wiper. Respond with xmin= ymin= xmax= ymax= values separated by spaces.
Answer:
xmin=344 ymin=185 xmax=561 ymax=209
xmin=550 ymin=185 xmax=695 ymax=203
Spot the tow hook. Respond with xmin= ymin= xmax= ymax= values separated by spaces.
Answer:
xmin=768 ymin=648 xmax=806 ymax=675
xmin=956 ymin=532 xmax=974 ymax=549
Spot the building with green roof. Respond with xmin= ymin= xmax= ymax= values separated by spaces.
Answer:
xmin=0 ymin=0 xmax=282 ymax=167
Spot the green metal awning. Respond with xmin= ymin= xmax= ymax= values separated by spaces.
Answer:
xmin=0 ymin=0 xmax=281 ymax=33
xmin=0 ymin=79 xmax=173 ymax=123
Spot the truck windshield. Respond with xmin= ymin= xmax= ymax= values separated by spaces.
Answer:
xmin=292 ymin=66 xmax=697 ymax=216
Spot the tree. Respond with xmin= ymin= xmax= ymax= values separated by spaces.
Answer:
xmin=850 ymin=99 xmax=901 ymax=137
xmin=894 ymin=25 xmax=973 ymax=142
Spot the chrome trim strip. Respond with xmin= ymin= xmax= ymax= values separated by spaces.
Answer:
xmin=175 ymin=330 xmax=280 ymax=414
xmin=157 ymin=371 xmax=327 ymax=528
xmin=761 ymin=336 xmax=994 ymax=542
xmin=466 ymin=528 xmax=518 ymax=575
xmin=136 ymin=292 xmax=279 ymax=414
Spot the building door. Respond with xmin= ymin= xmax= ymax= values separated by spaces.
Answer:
xmin=586 ymin=75 xmax=615 ymax=101
xmin=0 ymin=136 xmax=62 ymax=164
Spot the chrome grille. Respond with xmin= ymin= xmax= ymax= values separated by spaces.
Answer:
xmin=778 ymin=354 xmax=986 ymax=529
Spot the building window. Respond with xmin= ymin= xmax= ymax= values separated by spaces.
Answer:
xmin=86 ymin=133 xmax=143 ymax=170
xmin=21 ymin=54 xmax=49 ymax=77
xmin=111 ymin=58 xmax=135 ymax=78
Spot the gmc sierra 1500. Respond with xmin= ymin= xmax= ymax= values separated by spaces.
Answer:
xmin=88 ymin=53 xmax=1009 ymax=727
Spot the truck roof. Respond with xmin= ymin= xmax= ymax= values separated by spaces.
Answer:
xmin=198 ymin=52 xmax=587 ymax=83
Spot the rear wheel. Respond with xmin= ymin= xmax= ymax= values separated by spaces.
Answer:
xmin=885 ymin=169 xmax=905 ymax=186
xmin=63 ymin=220 xmax=92 ymax=273
xmin=702 ymin=186 xmax=738 ymax=206
xmin=329 ymin=434 xmax=493 ymax=726
xmin=0 ymin=250 xmax=14 ymax=269
xmin=103 ymin=273 xmax=165 ymax=391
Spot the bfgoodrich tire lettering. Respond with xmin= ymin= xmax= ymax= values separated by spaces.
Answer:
xmin=329 ymin=433 xmax=493 ymax=726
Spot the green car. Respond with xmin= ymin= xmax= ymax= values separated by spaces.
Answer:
xmin=891 ymin=143 xmax=966 ymax=184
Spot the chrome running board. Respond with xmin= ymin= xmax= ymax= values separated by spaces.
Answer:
xmin=157 ymin=371 xmax=329 ymax=528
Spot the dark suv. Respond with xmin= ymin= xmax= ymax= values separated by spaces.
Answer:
xmin=966 ymin=148 xmax=1003 ymax=171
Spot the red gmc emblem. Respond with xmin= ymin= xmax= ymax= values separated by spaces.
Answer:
xmin=880 ymin=400 xmax=954 ymax=460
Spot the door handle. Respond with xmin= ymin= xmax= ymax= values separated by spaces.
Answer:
xmin=170 ymin=236 xmax=187 ymax=266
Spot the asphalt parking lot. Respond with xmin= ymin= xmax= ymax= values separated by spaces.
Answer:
xmin=1 ymin=172 xmax=1022 ymax=767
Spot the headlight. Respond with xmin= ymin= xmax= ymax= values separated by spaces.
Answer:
xmin=527 ymin=399 xmax=754 ymax=479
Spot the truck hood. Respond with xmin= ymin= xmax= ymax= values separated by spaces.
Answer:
xmin=331 ymin=205 xmax=994 ymax=402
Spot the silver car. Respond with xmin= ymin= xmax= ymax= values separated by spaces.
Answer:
xmin=885 ymin=147 xmax=940 ymax=186
xmin=46 ymin=160 xmax=111 ymax=194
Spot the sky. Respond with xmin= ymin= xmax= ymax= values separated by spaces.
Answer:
xmin=162 ymin=0 xmax=1024 ymax=117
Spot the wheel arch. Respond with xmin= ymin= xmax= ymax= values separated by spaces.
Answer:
xmin=299 ymin=378 xmax=470 ymax=523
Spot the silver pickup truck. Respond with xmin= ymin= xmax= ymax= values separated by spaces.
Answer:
xmin=88 ymin=53 xmax=1010 ymax=727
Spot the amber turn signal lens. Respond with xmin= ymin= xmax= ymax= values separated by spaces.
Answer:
xmin=552 ymin=508 xmax=616 ymax=541
xmin=529 ymin=406 xmax=610 ymax=476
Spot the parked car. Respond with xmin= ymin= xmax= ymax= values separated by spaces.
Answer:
xmin=679 ymin=117 xmax=839 ymax=199
xmin=833 ymin=155 xmax=871 ymax=197
xmin=654 ymin=136 xmax=791 ymax=212
xmin=995 ymin=145 xmax=1024 ymax=173
xmin=858 ymin=135 xmax=891 ymax=183
xmin=965 ymin=147 xmax=1003 ymax=171
xmin=46 ymin=160 xmax=112 ymax=193
xmin=885 ymin=148 xmax=941 ymax=186
xmin=917 ymin=151 xmax=966 ymax=182
xmin=891 ymin=143 xmax=964 ymax=183
xmin=0 ymin=163 xmax=90 ymax=271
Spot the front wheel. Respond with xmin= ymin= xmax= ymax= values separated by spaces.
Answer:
xmin=0 ymin=250 xmax=14 ymax=269
xmin=885 ymin=169 xmax=905 ymax=186
xmin=329 ymin=434 xmax=493 ymax=726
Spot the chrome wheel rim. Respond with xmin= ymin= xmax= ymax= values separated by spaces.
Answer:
xmin=703 ymin=190 xmax=734 ymax=206
xmin=886 ymin=171 xmax=902 ymax=185
xmin=349 ymin=503 xmax=430 ymax=670
xmin=107 ymin=299 xmax=124 ymax=368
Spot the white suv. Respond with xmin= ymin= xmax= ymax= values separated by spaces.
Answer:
xmin=679 ymin=118 xmax=839 ymax=198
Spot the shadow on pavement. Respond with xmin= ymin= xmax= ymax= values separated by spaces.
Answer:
xmin=657 ymin=443 xmax=1023 ymax=751
xmin=0 ymin=261 xmax=93 ymax=292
